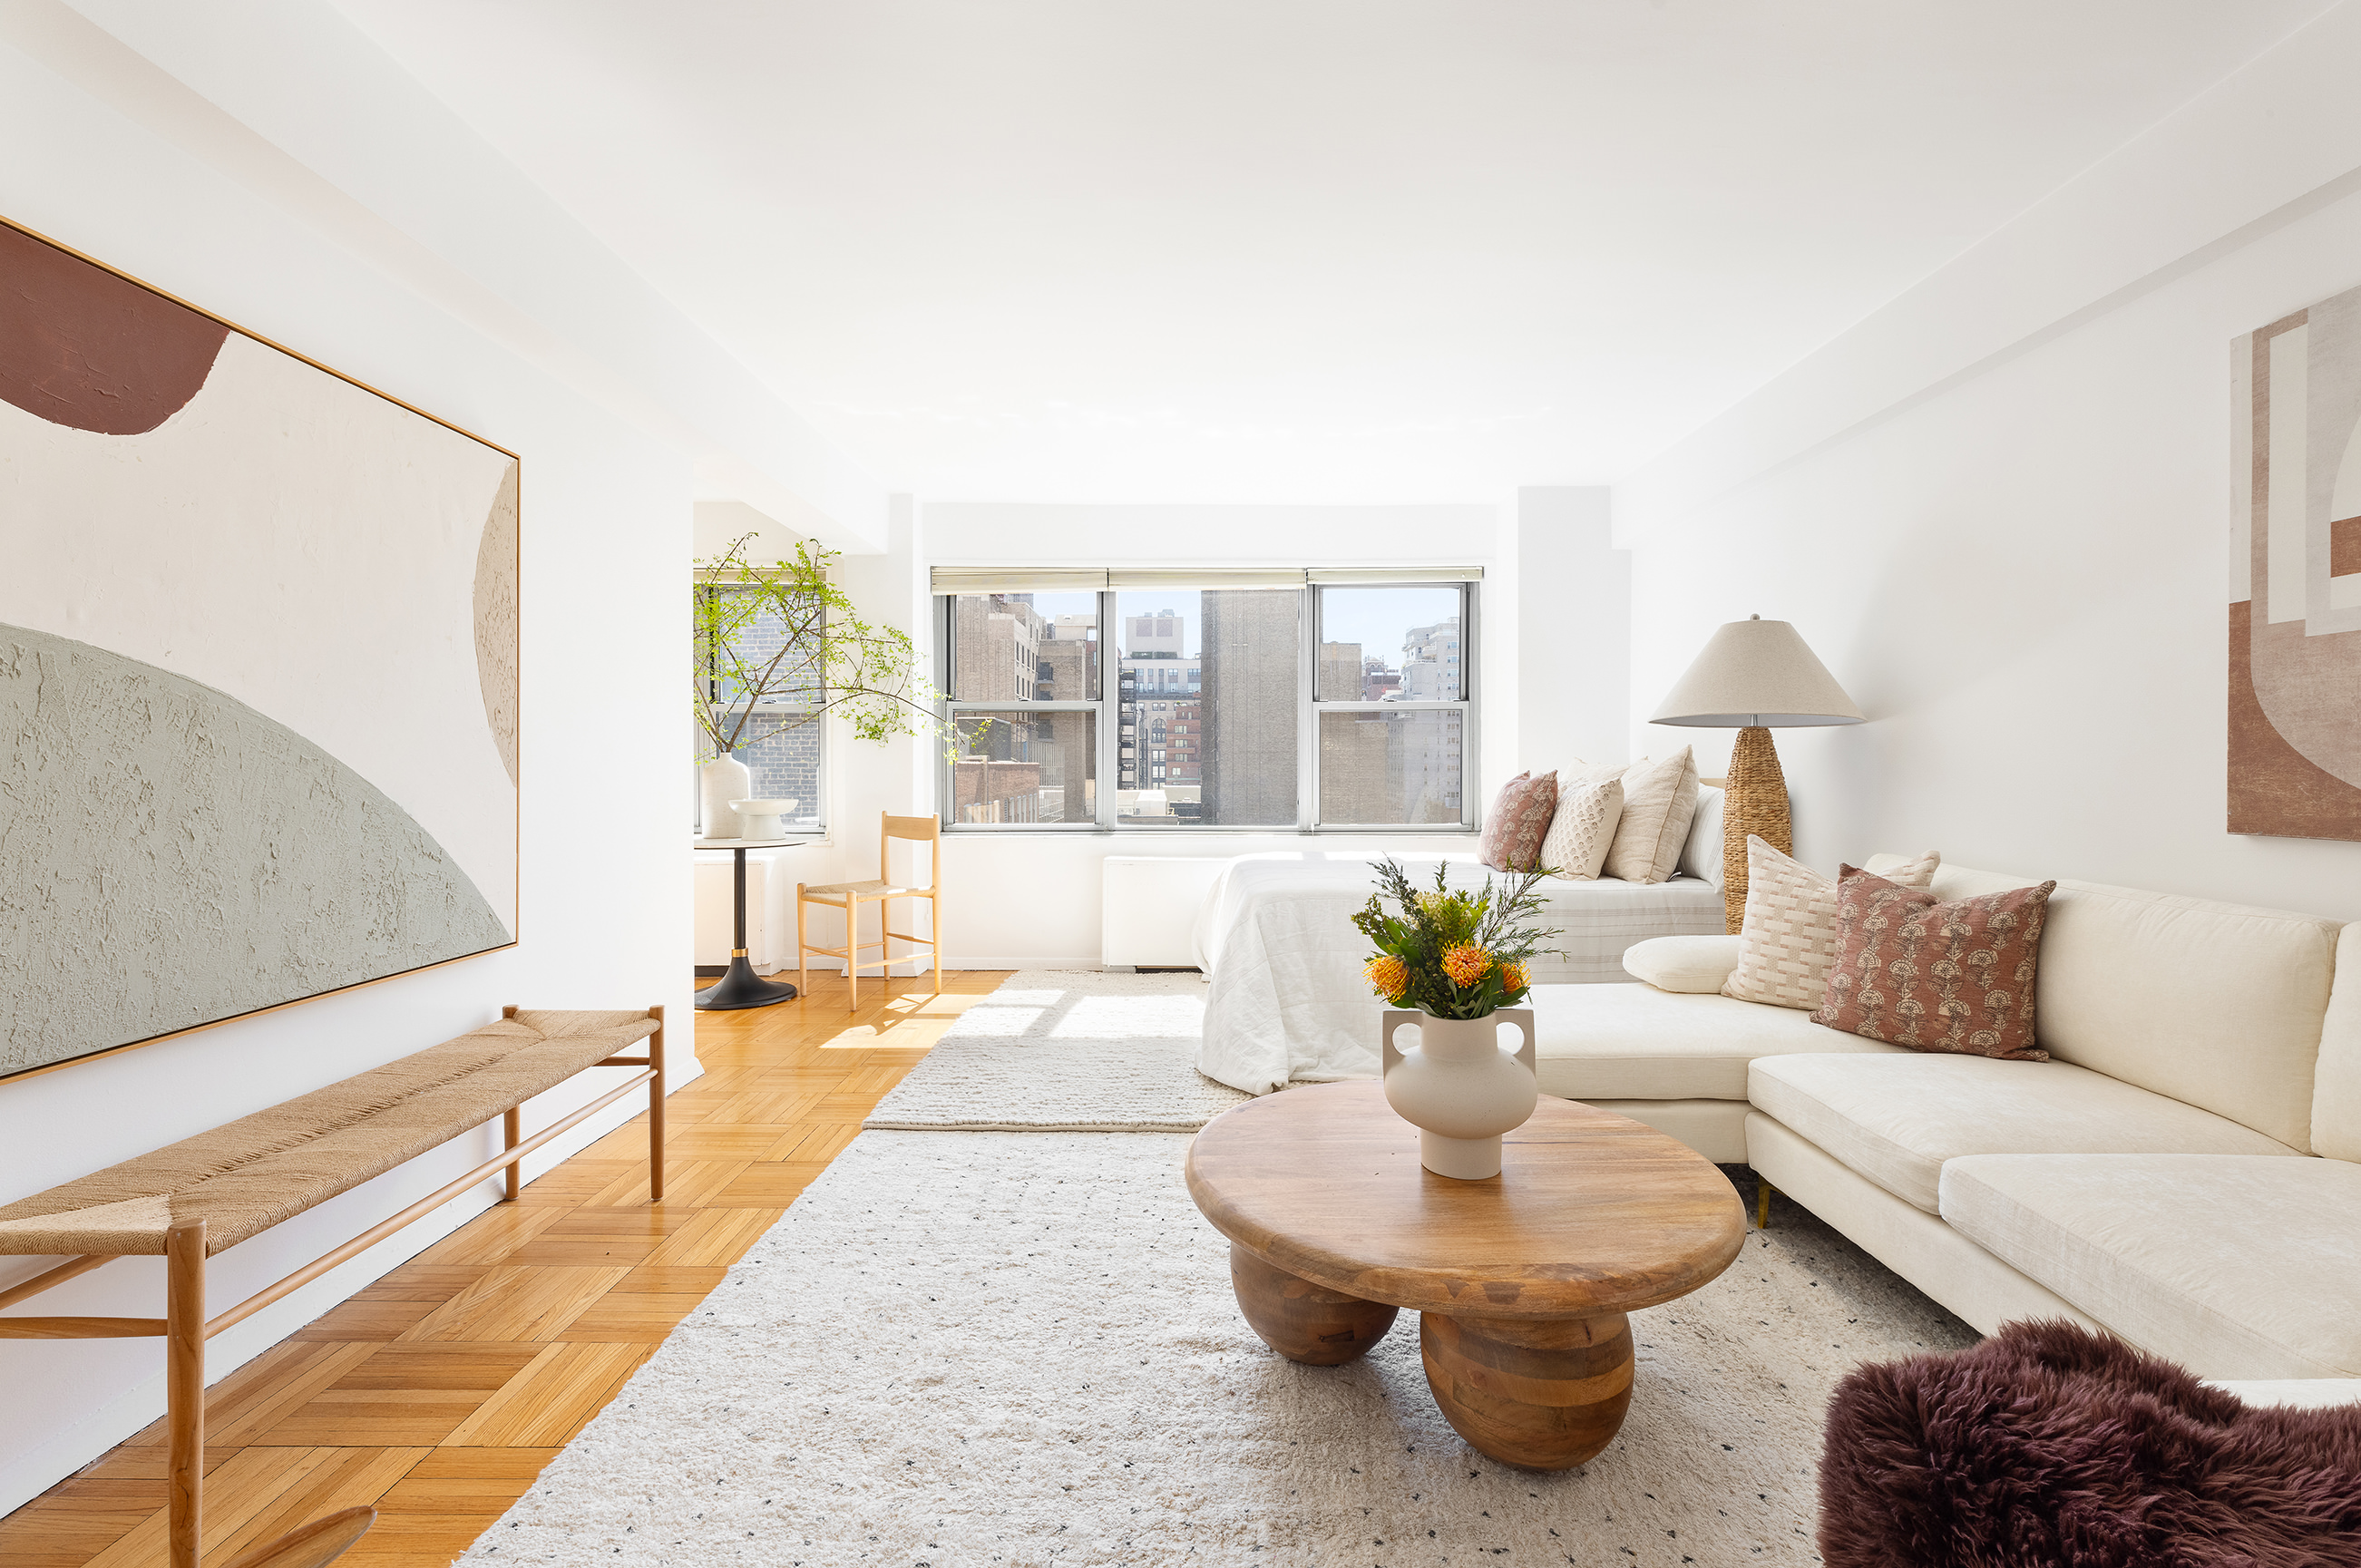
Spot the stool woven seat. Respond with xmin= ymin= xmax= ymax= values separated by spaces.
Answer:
xmin=0 ymin=1009 xmax=657 ymax=1257
xmin=799 ymin=879 xmax=909 ymax=901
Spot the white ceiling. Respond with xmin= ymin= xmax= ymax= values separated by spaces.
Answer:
xmin=327 ymin=0 xmax=2327 ymax=505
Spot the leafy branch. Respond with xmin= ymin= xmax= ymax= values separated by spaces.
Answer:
xmin=691 ymin=532 xmax=952 ymax=761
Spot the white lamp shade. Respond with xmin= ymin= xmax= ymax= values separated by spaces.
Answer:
xmin=1651 ymin=618 xmax=1865 ymax=728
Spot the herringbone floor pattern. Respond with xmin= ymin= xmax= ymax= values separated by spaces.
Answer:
xmin=0 ymin=971 xmax=1004 ymax=1567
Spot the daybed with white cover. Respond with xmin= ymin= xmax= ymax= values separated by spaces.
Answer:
xmin=1192 ymin=786 xmax=1725 ymax=1093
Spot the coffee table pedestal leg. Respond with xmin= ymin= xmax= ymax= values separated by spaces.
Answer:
xmin=1420 ymin=1310 xmax=1634 ymax=1471
xmin=1229 ymin=1243 xmax=1399 ymax=1366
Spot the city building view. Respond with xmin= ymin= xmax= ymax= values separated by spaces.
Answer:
xmin=704 ymin=590 xmax=824 ymax=829
xmin=947 ymin=587 xmax=1466 ymax=826
xmin=1316 ymin=601 xmax=1465 ymax=825
xmin=948 ymin=592 xmax=1097 ymax=823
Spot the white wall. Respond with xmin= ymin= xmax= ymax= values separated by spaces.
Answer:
xmin=1516 ymin=487 xmax=1627 ymax=772
xmin=1617 ymin=7 xmax=2361 ymax=921
xmin=0 ymin=36 xmax=692 ymax=1512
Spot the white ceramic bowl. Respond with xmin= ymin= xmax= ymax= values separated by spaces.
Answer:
xmin=728 ymin=798 xmax=799 ymax=838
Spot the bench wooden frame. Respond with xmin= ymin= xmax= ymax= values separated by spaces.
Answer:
xmin=0 ymin=1004 xmax=668 ymax=1568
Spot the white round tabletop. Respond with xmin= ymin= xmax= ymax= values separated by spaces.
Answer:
xmin=691 ymin=837 xmax=807 ymax=851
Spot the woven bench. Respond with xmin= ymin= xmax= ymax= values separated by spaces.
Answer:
xmin=0 ymin=1005 xmax=668 ymax=1568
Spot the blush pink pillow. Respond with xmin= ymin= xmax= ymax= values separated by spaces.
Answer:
xmin=1478 ymin=771 xmax=1558 ymax=872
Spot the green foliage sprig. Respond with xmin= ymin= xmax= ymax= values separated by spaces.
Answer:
xmin=692 ymin=533 xmax=952 ymax=761
xmin=1351 ymin=858 xmax=1558 ymax=1020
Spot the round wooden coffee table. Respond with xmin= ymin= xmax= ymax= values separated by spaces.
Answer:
xmin=1185 ymin=1080 xmax=1746 ymax=1471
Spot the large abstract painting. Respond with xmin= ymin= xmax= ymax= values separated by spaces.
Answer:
xmin=1 ymin=219 xmax=518 ymax=1080
xmin=2229 ymin=289 xmax=2361 ymax=842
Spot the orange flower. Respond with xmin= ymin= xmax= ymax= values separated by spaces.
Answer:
xmin=1498 ymin=961 xmax=1529 ymax=994
xmin=1363 ymin=954 xmax=1409 ymax=998
xmin=1441 ymin=943 xmax=1491 ymax=988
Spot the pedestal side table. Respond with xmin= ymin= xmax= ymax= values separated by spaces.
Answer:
xmin=693 ymin=836 xmax=803 ymax=1010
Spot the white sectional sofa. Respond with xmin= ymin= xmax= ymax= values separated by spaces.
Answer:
xmin=1529 ymin=856 xmax=2361 ymax=1388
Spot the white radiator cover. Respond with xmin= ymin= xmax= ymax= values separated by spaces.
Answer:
xmin=695 ymin=849 xmax=799 ymax=973
xmin=1102 ymin=856 xmax=1232 ymax=968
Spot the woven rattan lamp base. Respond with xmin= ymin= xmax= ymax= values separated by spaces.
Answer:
xmin=1721 ymin=726 xmax=1792 ymax=933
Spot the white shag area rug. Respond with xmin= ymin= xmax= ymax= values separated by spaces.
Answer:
xmin=863 ymin=969 xmax=1249 ymax=1132
xmin=463 ymin=1131 xmax=1974 ymax=1566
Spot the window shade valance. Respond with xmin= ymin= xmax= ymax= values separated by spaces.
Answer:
xmin=931 ymin=565 xmax=1483 ymax=593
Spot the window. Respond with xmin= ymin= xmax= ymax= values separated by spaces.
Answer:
xmin=942 ymin=590 xmax=1098 ymax=823
xmin=933 ymin=570 xmax=1478 ymax=830
xmin=696 ymin=580 xmax=825 ymax=832
xmin=1314 ymin=584 xmax=1468 ymax=826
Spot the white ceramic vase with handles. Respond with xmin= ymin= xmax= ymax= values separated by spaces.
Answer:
xmin=1381 ymin=1008 xmax=1539 ymax=1180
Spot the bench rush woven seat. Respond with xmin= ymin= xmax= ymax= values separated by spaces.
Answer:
xmin=0 ymin=1004 xmax=668 ymax=1568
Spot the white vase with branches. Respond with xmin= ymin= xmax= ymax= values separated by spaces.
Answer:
xmin=693 ymin=532 xmax=947 ymax=838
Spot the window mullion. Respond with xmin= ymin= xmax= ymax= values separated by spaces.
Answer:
xmin=1097 ymin=588 xmax=1117 ymax=828
xmin=1298 ymin=585 xmax=1317 ymax=831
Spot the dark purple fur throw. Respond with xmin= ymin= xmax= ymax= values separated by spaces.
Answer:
xmin=1820 ymin=1320 xmax=2361 ymax=1567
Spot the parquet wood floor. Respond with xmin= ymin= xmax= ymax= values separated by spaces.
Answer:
xmin=0 ymin=971 xmax=1007 ymax=1568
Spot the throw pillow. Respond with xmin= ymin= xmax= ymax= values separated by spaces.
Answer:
xmin=1477 ymin=771 xmax=1557 ymax=872
xmin=1558 ymin=758 xmax=1637 ymax=787
xmin=1722 ymin=839 xmax=1941 ymax=1010
xmin=1624 ymin=934 xmax=1743 ymax=993
xmin=1603 ymin=747 xmax=1699 ymax=884
xmin=1537 ymin=777 xmax=1624 ymax=879
xmin=1811 ymin=869 xmax=2058 ymax=1059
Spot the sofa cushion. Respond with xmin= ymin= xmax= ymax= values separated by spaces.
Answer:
xmin=1889 ymin=864 xmax=2340 ymax=1154
xmin=1723 ymin=842 xmax=1938 ymax=1010
xmin=1622 ymin=934 xmax=1742 ymax=993
xmin=1605 ymin=748 xmax=1699 ymax=885
xmin=1748 ymin=1053 xmax=2298 ymax=1214
xmin=1676 ymin=785 xmax=1724 ymax=885
xmin=1537 ymin=775 xmax=1623 ymax=880
xmin=1478 ymin=770 xmax=1556 ymax=872
xmin=1533 ymin=983 xmax=1906 ymax=1102
xmin=1940 ymin=1154 xmax=2361 ymax=1379
xmin=2316 ymin=923 xmax=2361 ymax=1162
xmin=1815 ymin=871 xmax=2055 ymax=1058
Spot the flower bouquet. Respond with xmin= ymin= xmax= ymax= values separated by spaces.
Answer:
xmin=1352 ymin=858 xmax=1557 ymax=1019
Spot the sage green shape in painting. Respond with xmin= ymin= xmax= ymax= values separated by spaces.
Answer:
xmin=1 ymin=624 xmax=512 ymax=1077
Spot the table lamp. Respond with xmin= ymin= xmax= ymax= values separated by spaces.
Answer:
xmin=1651 ymin=616 xmax=1864 ymax=933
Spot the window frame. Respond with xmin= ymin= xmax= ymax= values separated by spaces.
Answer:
xmin=935 ymin=577 xmax=1478 ymax=833
xmin=694 ymin=578 xmax=828 ymax=836
xmin=1309 ymin=580 xmax=1478 ymax=832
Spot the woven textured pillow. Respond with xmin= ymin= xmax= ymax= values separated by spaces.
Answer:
xmin=1811 ymin=869 xmax=2058 ymax=1059
xmin=1723 ymin=840 xmax=1940 ymax=1010
xmin=1603 ymin=748 xmax=1698 ymax=884
xmin=1537 ymin=777 xmax=1624 ymax=880
xmin=1477 ymin=771 xmax=1557 ymax=872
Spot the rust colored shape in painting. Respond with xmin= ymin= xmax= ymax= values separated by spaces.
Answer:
xmin=2333 ymin=515 xmax=2361 ymax=579
xmin=0 ymin=223 xmax=229 ymax=434
xmin=2228 ymin=600 xmax=2361 ymax=842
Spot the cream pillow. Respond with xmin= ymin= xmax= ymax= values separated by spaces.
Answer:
xmin=1624 ymin=934 xmax=1743 ymax=993
xmin=1722 ymin=838 xmax=1941 ymax=1009
xmin=1537 ymin=777 xmax=1624 ymax=880
xmin=1604 ymin=748 xmax=1700 ymax=884
xmin=1558 ymin=758 xmax=1640 ymax=786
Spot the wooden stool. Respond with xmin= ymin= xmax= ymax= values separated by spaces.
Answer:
xmin=797 ymin=812 xmax=943 ymax=1009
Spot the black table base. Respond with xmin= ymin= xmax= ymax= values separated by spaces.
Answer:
xmin=696 ymin=955 xmax=799 ymax=1010
xmin=695 ymin=842 xmax=798 ymax=1010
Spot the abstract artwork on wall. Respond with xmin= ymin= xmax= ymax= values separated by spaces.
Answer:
xmin=1 ymin=217 xmax=519 ymax=1080
xmin=2229 ymin=289 xmax=2361 ymax=842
